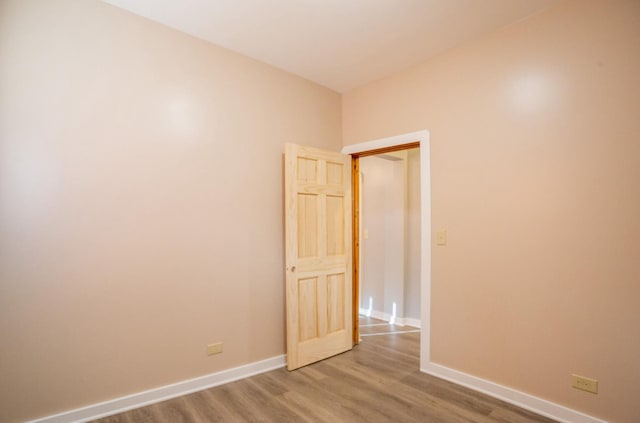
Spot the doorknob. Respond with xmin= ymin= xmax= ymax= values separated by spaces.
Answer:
xmin=287 ymin=266 xmax=296 ymax=272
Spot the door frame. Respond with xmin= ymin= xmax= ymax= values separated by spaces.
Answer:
xmin=342 ymin=130 xmax=431 ymax=369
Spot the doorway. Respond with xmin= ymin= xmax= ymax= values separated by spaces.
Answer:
xmin=358 ymin=148 xmax=421 ymax=339
xmin=342 ymin=130 xmax=431 ymax=370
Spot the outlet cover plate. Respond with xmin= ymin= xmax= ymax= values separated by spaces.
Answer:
xmin=207 ymin=342 xmax=223 ymax=355
xmin=571 ymin=374 xmax=598 ymax=394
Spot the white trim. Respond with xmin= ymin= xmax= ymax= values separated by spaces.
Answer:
xmin=28 ymin=355 xmax=286 ymax=423
xmin=345 ymin=130 xmax=604 ymax=423
xmin=422 ymin=362 xmax=607 ymax=423
xmin=359 ymin=307 xmax=390 ymax=322
xmin=401 ymin=317 xmax=421 ymax=328
xmin=341 ymin=130 xmax=429 ymax=156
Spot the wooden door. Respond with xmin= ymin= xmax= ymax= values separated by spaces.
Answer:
xmin=285 ymin=143 xmax=352 ymax=370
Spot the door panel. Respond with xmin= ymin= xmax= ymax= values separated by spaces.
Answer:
xmin=327 ymin=273 xmax=345 ymax=332
xmin=285 ymin=143 xmax=352 ymax=371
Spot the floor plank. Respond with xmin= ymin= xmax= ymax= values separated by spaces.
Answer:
xmin=93 ymin=319 xmax=556 ymax=422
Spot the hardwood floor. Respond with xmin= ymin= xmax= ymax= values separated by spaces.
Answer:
xmin=94 ymin=318 xmax=556 ymax=422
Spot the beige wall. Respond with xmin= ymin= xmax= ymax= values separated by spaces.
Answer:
xmin=0 ymin=1 xmax=341 ymax=421
xmin=343 ymin=1 xmax=640 ymax=422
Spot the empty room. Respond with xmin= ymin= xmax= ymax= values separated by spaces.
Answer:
xmin=1 ymin=0 xmax=638 ymax=422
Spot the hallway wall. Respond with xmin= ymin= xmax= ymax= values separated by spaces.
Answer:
xmin=360 ymin=151 xmax=421 ymax=322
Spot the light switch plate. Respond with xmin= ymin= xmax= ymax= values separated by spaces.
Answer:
xmin=436 ymin=230 xmax=447 ymax=246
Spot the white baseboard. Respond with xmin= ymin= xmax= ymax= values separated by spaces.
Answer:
xmin=360 ymin=308 xmax=601 ymax=422
xmin=400 ymin=317 xmax=421 ymax=328
xmin=359 ymin=308 xmax=421 ymax=328
xmin=27 ymin=338 xmax=604 ymax=423
xmin=360 ymin=307 xmax=390 ymax=322
xmin=28 ymin=355 xmax=286 ymax=423
xmin=422 ymin=362 xmax=607 ymax=423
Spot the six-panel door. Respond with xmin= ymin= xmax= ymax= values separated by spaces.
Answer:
xmin=285 ymin=143 xmax=352 ymax=370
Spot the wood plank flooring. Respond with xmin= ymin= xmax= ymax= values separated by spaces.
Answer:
xmin=94 ymin=317 xmax=556 ymax=422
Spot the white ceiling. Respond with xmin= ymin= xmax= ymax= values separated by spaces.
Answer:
xmin=102 ymin=0 xmax=561 ymax=93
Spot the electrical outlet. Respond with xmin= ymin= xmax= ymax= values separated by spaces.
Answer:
xmin=207 ymin=342 xmax=223 ymax=356
xmin=571 ymin=374 xmax=598 ymax=394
